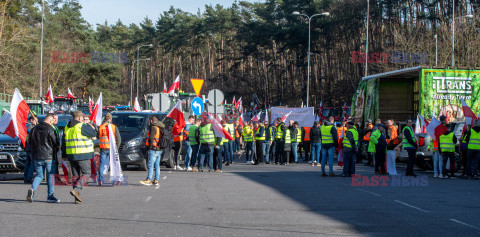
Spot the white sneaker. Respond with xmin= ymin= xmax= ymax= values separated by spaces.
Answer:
xmin=434 ymin=174 xmax=438 ymax=178
xmin=250 ymin=160 xmax=255 ymax=164
xmin=177 ymin=166 xmax=184 ymax=171
xmin=173 ymin=166 xmax=177 ymax=170
xmin=187 ymin=167 xmax=192 ymax=171
xmin=439 ymin=175 xmax=444 ymax=179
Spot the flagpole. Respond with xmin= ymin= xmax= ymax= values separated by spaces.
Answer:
xmin=39 ymin=0 xmax=44 ymax=98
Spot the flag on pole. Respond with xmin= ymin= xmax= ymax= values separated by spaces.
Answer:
xmin=108 ymin=123 xmax=123 ymax=182
xmin=0 ymin=89 xmax=30 ymax=146
xmin=163 ymin=82 xmax=168 ymax=93
xmin=61 ymin=160 xmax=70 ymax=184
xmin=280 ymin=111 xmax=292 ymax=123
xmin=238 ymin=112 xmax=244 ymax=124
xmin=236 ymin=97 xmax=242 ymax=109
xmin=67 ymin=88 xmax=75 ymax=100
xmin=253 ymin=104 xmax=258 ymax=110
xmin=461 ymin=99 xmax=477 ymax=125
xmin=167 ymin=101 xmax=185 ymax=135
xmin=208 ymin=113 xmax=234 ymax=140
xmin=250 ymin=111 xmax=262 ymax=122
xmin=264 ymin=109 xmax=268 ymax=123
xmin=88 ymin=97 xmax=93 ymax=114
xmin=426 ymin=116 xmax=448 ymax=138
xmin=90 ymin=93 xmax=103 ymax=126
xmin=133 ymin=97 xmax=141 ymax=112
xmin=232 ymin=96 xmax=236 ymax=107
xmin=167 ymin=75 xmax=180 ymax=94
xmin=45 ymin=85 xmax=54 ymax=103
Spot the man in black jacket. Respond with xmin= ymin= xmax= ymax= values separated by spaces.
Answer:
xmin=26 ymin=115 xmax=60 ymax=203
xmin=310 ymin=121 xmax=322 ymax=166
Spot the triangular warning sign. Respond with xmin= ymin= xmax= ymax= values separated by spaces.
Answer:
xmin=190 ymin=79 xmax=204 ymax=97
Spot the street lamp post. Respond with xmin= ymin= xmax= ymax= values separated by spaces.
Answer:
xmin=131 ymin=58 xmax=150 ymax=106
xmin=293 ymin=11 xmax=329 ymax=107
xmin=136 ymin=44 xmax=153 ymax=98
xmin=451 ymin=12 xmax=474 ymax=67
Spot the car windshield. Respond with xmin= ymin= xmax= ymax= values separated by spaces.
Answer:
xmin=112 ymin=114 xmax=147 ymax=133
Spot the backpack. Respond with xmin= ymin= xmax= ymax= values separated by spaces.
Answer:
xmin=158 ymin=127 xmax=170 ymax=149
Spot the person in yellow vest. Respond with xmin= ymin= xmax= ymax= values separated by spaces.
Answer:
xmin=403 ymin=119 xmax=418 ymax=177
xmin=189 ymin=118 xmax=201 ymax=172
xmin=275 ymin=118 xmax=287 ymax=165
xmin=243 ymin=122 xmax=255 ymax=164
xmin=224 ymin=120 xmax=235 ymax=166
xmin=198 ymin=117 xmax=215 ymax=172
xmin=363 ymin=119 xmax=374 ymax=166
xmin=140 ymin=115 xmax=165 ymax=185
xmin=439 ymin=123 xmax=458 ymax=179
xmin=301 ymin=126 xmax=311 ymax=162
xmin=184 ymin=115 xmax=195 ymax=171
xmin=460 ymin=124 xmax=470 ymax=178
xmin=320 ymin=116 xmax=339 ymax=176
xmin=340 ymin=121 xmax=358 ymax=177
xmin=97 ymin=113 xmax=121 ymax=186
xmin=290 ymin=121 xmax=302 ymax=163
xmin=213 ymin=123 xmax=224 ymax=172
xmin=62 ymin=111 xmax=97 ymax=204
xmin=254 ymin=121 xmax=266 ymax=164
xmin=465 ymin=119 xmax=480 ymax=179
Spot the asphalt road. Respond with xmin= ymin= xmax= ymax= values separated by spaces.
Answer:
xmin=1 ymin=154 xmax=479 ymax=237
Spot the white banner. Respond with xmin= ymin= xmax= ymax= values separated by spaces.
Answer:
xmin=270 ymin=107 xmax=315 ymax=127
xmin=108 ymin=123 xmax=124 ymax=182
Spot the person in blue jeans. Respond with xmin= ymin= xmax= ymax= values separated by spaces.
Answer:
xmin=183 ymin=115 xmax=195 ymax=171
xmin=140 ymin=116 xmax=165 ymax=186
xmin=97 ymin=113 xmax=121 ymax=186
xmin=198 ymin=144 xmax=214 ymax=172
xmin=24 ymin=116 xmax=38 ymax=183
xmin=26 ymin=115 xmax=60 ymax=203
xmin=310 ymin=121 xmax=322 ymax=166
xmin=320 ymin=117 xmax=339 ymax=176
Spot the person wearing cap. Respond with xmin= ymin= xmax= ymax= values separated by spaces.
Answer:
xmin=439 ymin=123 xmax=458 ymax=179
xmin=340 ymin=121 xmax=358 ymax=177
xmin=362 ymin=119 xmax=374 ymax=166
xmin=374 ymin=124 xmax=387 ymax=175
xmin=465 ymin=119 xmax=480 ymax=179
xmin=97 ymin=113 xmax=121 ymax=186
xmin=62 ymin=111 xmax=97 ymax=203
xmin=403 ymin=119 xmax=418 ymax=177
xmin=290 ymin=121 xmax=301 ymax=163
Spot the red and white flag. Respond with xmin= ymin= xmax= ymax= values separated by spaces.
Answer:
xmin=208 ymin=113 xmax=234 ymax=140
xmin=67 ymin=88 xmax=75 ymax=99
xmin=426 ymin=116 xmax=448 ymax=138
xmin=264 ymin=109 xmax=268 ymax=123
xmin=415 ymin=114 xmax=428 ymax=134
xmin=281 ymin=111 xmax=292 ymax=123
xmin=0 ymin=89 xmax=30 ymax=146
xmin=133 ymin=97 xmax=141 ymax=112
xmin=163 ymin=82 xmax=167 ymax=93
xmin=232 ymin=96 xmax=236 ymax=107
xmin=0 ymin=110 xmax=16 ymax=139
xmin=88 ymin=96 xmax=93 ymax=114
xmin=461 ymin=99 xmax=477 ymax=125
xmin=236 ymin=97 xmax=242 ymax=110
xmin=45 ymin=85 xmax=54 ymax=103
xmin=250 ymin=111 xmax=262 ymax=122
xmin=167 ymin=101 xmax=185 ymax=135
xmin=61 ymin=159 xmax=70 ymax=184
xmin=253 ymin=104 xmax=258 ymax=110
xmin=108 ymin=123 xmax=123 ymax=182
xmin=90 ymin=93 xmax=103 ymax=126
xmin=167 ymin=75 xmax=180 ymax=94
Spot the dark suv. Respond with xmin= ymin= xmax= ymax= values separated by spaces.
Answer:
xmin=112 ymin=112 xmax=175 ymax=170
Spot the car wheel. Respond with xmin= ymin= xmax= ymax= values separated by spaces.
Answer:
xmin=139 ymin=159 xmax=147 ymax=171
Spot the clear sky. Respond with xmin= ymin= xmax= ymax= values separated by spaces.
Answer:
xmin=79 ymin=0 xmax=261 ymax=27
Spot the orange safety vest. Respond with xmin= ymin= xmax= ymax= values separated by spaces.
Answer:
xmin=363 ymin=131 xmax=371 ymax=141
xmin=146 ymin=126 xmax=161 ymax=147
xmin=98 ymin=123 xmax=116 ymax=149
xmin=303 ymin=127 xmax=311 ymax=141
xmin=173 ymin=130 xmax=184 ymax=142
xmin=337 ymin=126 xmax=346 ymax=141
xmin=235 ymin=125 xmax=241 ymax=138
xmin=386 ymin=125 xmax=399 ymax=145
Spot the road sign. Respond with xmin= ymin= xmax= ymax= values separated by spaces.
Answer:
xmin=151 ymin=93 xmax=171 ymax=112
xmin=190 ymin=79 xmax=204 ymax=97
xmin=207 ymin=89 xmax=224 ymax=114
xmin=191 ymin=97 xmax=204 ymax=116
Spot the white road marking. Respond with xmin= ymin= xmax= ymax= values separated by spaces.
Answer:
xmin=357 ymin=188 xmax=381 ymax=196
xmin=449 ymin=219 xmax=480 ymax=230
xmin=394 ymin=200 xmax=430 ymax=213
xmin=145 ymin=196 xmax=152 ymax=202
xmin=163 ymin=176 xmax=167 ymax=180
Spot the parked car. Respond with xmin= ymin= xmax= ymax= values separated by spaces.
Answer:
xmin=0 ymin=135 xmax=26 ymax=173
xmin=112 ymin=111 xmax=175 ymax=170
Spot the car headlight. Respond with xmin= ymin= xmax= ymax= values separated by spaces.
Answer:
xmin=52 ymin=104 xmax=59 ymax=112
xmin=70 ymin=103 xmax=77 ymax=112
xmin=44 ymin=104 xmax=51 ymax=111
xmin=127 ymin=137 xmax=143 ymax=147
xmin=60 ymin=104 xmax=68 ymax=111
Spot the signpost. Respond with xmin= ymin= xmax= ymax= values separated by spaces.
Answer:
xmin=207 ymin=89 xmax=224 ymax=115
xmin=190 ymin=79 xmax=204 ymax=97
xmin=191 ymin=97 xmax=204 ymax=116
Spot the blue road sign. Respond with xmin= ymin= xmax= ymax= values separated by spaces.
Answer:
xmin=191 ymin=97 xmax=204 ymax=116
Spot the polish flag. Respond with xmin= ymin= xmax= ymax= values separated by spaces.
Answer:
xmin=253 ymin=104 xmax=258 ymax=110
xmin=236 ymin=97 xmax=242 ymax=110
xmin=167 ymin=75 xmax=180 ymax=94
xmin=281 ymin=111 xmax=292 ymax=123
xmin=0 ymin=89 xmax=30 ymax=146
xmin=45 ymin=85 xmax=54 ymax=103
xmin=108 ymin=123 xmax=123 ymax=182
xmin=415 ymin=114 xmax=428 ymax=134
xmin=163 ymin=82 xmax=167 ymax=93
xmin=208 ymin=113 xmax=234 ymax=140
xmin=133 ymin=97 xmax=141 ymax=112
xmin=61 ymin=160 xmax=70 ymax=184
xmin=90 ymin=93 xmax=103 ymax=126
xmin=426 ymin=116 xmax=448 ymax=138
xmin=461 ymin=99 xmax=477 ymax=125
xmin=264 ymin=109 xmax=268 ymax=123
xmin=250 ymin=111 xmax=262 ymax=122
xmin=238 ymin=113 xmax=244 ymax=124
xmin=232 ymin=96 xmax=236 ymax=107
xmin=67 ymin=88 xmax=75 ymax=100
xmin=88 ymin=97 xmax=93 ymax=114
xmin=167 ymin=101 xmax=185 ymax=135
